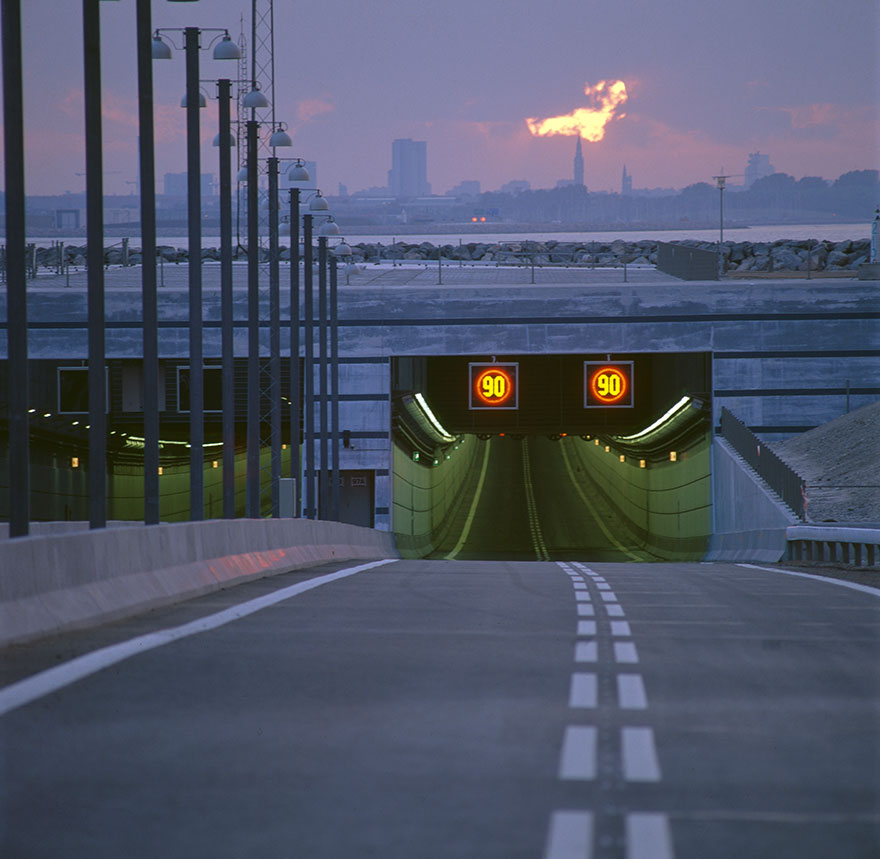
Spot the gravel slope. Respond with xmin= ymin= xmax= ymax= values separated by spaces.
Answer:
xmin=772 ymin=401 xmax=880 ymax=523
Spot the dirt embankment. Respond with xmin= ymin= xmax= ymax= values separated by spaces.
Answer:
xmin=772 ymin=401 xmax=880 ymax=523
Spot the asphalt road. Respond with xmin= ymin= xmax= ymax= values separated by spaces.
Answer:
xmin=1 ymin=558 xmax=877 ymax=858
xmin=432 ymin=436 xmax=652 ymax=562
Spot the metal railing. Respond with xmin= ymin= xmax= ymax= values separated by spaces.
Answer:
xmin=719 ymin=407 xmax=806 ymax=520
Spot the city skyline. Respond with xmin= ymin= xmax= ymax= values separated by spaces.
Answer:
xmin=3 ymin=0 xmax=877 ymax=198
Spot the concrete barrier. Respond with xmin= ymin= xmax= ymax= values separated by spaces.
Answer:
xmin=0 ymin=519 xmax=398 ymax=647
xmin=705 ymin=438 xmax=797 ymax=562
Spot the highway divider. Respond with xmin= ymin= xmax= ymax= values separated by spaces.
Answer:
xmin=786 ymin=525 xmax=880 ymax=568
xmin=0 ymin=518 xmax=398 ymax=647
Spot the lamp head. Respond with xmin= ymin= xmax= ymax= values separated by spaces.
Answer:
xmin=287 ymin=160 xmax=310 ymax=182
xmin=268 ymin=126 xmax=293 ymax=148
xmin=152 ymin=35 xmax=172 ymax=60
xmin=213 ymin=33 xmax=241 ymax=60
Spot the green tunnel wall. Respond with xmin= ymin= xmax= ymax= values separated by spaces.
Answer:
xmin=561 ymin=434 xmax=712 ymax=560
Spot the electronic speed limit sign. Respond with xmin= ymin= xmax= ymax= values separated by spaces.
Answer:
xmin=584 ymin=361 xmax=634 ymax=408
xmin=469 ymin=362 xmax=519 ymax=410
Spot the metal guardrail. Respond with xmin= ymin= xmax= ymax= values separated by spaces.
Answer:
xmin=786 ymin=525 xmax=880 ymax=567
xmin=719 ymin=407 xmax=807 ymax=520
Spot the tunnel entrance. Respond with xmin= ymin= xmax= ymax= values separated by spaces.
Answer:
xmin=391 ymin=353 xmax=712 ymax=561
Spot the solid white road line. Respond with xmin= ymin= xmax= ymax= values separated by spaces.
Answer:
xmin=614 ymin=642 xmax=640 ymax=664
xmin=559 ymin=725 xmax=598 ymax=780
xmin=446 ymin=438 xmax=492 ymax=560
xmin=545 ymin=811 xmax=594 ymax=859
xmin=575 ymin=641 xmax=598 ymax=662
xmin=610 ymin=620 xmax=632 ymax=637
xmin=577 ymin=621 xmax=597 ymax=636
xmin=625 ymin=813 xmax=674 ymax=859
xmin=569 ymin=673 xmax=598 ymax=708
xmin=605 ymin=604 xmax=626 ymax=617
xmin=0 ymin=558 xmax=397 ymax=718
xmin=617 ymin=674 xmax=648 ymax=710
xmin=622 ymin=727 xmax=662 ymax=782
xmin=739 ymin=564 xmax=880 ymax=597
xmin=577 ymin=604 xmax=596 ymax=617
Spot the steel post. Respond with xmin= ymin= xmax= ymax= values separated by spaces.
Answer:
xmin=268 ymin=156 xmax=281 ymax=517
xmin=2 ymin=0 xmax=28 ymax=536
xmin=246 ymin=119 xmax=261 ymax=517
xmin=136 ymin=0 xmax=159 ymax=525
xmin=288 ymin=188 xmax=301 ymax=516
xmin=303 ymin=214 xmax=315 ymax=518
xmin=330 ymin=255 xmax=340 ymax=521
xmin=218 ymin=78 xmax=235 ymax=518
xmin=84 ymin=0 xmax=106 ymax=530
xmin=318 ymin=236 xmax=329 ymax=519
xmin=184 ymin=27 xmax=203 ymax=520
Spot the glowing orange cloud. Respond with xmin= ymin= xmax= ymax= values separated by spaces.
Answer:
xmin=527 ymin=80 xmax=627 ymax=141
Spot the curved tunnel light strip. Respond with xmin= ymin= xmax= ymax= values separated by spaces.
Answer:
xmin=414 ymin=392 xmax=456 ymax=443
xmin=615 ymin=396 xmax=692 ymax=442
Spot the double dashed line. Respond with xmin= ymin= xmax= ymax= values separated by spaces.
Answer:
xmin=544 ymin=561 xmax=674 ymax=859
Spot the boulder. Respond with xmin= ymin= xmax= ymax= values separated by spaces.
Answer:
xmin=826 ymin=250 xmax=850 ymax=267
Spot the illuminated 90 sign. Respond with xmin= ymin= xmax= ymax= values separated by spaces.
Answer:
xmin=469 ymin=362 xmax=519 ymax=410
xmin=584 ymin=361 xmax=634 ymax=408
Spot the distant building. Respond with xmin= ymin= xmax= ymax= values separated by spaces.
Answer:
xmin=574 ymin=137 xmax=584 ymax=186
xmin=744 ymin=152 xmax=775 ymax=187
xmin=446 ymin=180 xmax=481 ymax=197
xmin=621 ymin=165 xmax=633 ymax=196
xmin=163 ymin=172 xmax=214 ymax=197
xmin=500 ymin=180 xmax=531 ymax=194
xmin=556 ymin=179 xmax=579 ymax=189
xmin=388 ymin=139 xmax=430 ymax=197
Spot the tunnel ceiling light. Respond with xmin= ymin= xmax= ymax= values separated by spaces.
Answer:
xmin=669 ymin=451 xmax=678 ymax=462
xmin=616 ymin=396 xmax=692 ymax=442
xmin=413 ymin=392 xmax=456 ymax=443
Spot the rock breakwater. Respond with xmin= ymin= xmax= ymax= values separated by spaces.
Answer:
xmin=28 ymin=237 xmax=872 ymax=273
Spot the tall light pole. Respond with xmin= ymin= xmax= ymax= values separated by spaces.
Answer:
xmin=84 ymin=0 xmax=107 ymax=530
xmin=2 ymin=0 xmax=28 ymax=537
xmin=153 ymin=26 xmax=240 ymax=521
xmin=217 ymin=78 xmax=235 ymax=518
xmin=713 ymin=173 xmax=729 ymax=277
xmin=137 ymin=0 xmax=165 ymax=526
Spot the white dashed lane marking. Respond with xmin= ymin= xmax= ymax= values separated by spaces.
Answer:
xmin=545 ymin=811 xmax=594 ymax=859
xmin=621 ymin=727 xmax=662 ymax=782
xmin=610 ymin=620 xmax=632 ymax=637
xmin=559 ymin=725 xmax=598 ymax=780
xmin=605 ymin=604 xmax=626 ymax=617
xmin=575 ymin=641 xmax=598 ymax=663
xmin=600 ymin=592 xmax=618 ymax=602
xmin=617 ymin=674 xmax=648 ymax=710
xmin=577 ymin=604 xmax=595 ymax=617
xmin=626 ymin=814 xmax=674 ymax=859
xmin=614 ymin=642 xmax=640 ymax=664
xmin=577 ymin=621 xmax=597 ymax=636
xmin=569 ymin=673 xmax=598 ymax=709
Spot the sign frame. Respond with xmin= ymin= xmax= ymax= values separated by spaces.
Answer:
xmin=468 ymin=362 xmax=519 ymax=410
xmin=583 ymin=360 xmax=634 ymax=409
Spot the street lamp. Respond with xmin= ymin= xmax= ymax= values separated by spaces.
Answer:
xmin=154 ymin=25 xmax=240 ymax=522
xmin=713 ymin=173 xmax=729 ymax=276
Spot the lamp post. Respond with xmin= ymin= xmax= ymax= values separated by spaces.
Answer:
xmin=153 ymin=25 xmax=240 ymax=521
xmin=330 ymin=239 xmax=352 ymax=523
xmin=2 ymin=0 xmax=28 ymax=537
xmin=713 ymin=173 xmax=729 ymax=277
xmin=136 ymin=0 xmax=161 ymax=525
xmin=84 ymin=0 xmax=108 ymax=530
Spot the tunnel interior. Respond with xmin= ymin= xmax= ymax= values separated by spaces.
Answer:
xmin=391 ymin=353 xmax=713 ymax=561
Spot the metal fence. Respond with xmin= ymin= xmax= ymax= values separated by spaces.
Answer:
xmin=719 ymin=407 xmax=806 ymax=520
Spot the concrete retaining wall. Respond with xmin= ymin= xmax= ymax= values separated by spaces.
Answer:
xmin=0 ymin=518 xmax=398 ymax=647
xmin=562 ymin=435 xmax=712 ymax=560
xmin=705 ymin=438 xmax=797 ymax=562
xmin=392 ymin=437 xmax=482 ymax=558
